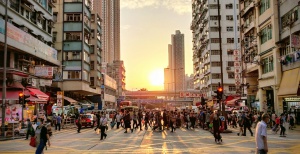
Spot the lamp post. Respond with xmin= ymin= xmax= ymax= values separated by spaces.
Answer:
xmin=166 ymin=68 xmax=183 ymax=107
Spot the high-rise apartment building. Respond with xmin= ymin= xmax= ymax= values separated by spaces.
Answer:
xmin=191 ymin=0 xmax=240 ymax=103
xmin=96 ymin=0 xmax=120 ymax=65
xmin=164 ymin=30 xmax=185 ymax=93
xmin=52 ymin=0 xmax=102 ymax=100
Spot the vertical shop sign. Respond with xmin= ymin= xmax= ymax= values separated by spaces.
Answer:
xmin=57 ymin=91 xmax=64 ymax=107
xmin=234 ymin=50 xmax=241 ymax=91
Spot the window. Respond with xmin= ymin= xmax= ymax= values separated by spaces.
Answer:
xmin=210 ymin=27 xmax=219 ymax=32
xmin=66 ymin=14 xmax=81 ymax=21
xmin=211 ymin=62 xmax=221 ymax=67
xmin=212 ymin=85 xmax=218 ymax=91
xmin=65 ymin=32 xmax=81 ymax=40
xmin=91 ymin=29 xmax=95 ymax=38
xmin=260 ymin=0 xmax=270 ymax=15
xmin=211 ymin=38 xmax=221 ymax=43
xmin=226 ymin=4 xmax=233 ymax=9
xmin=227 ymin=61 xmax=234 ymax=67
xmin=10 ymin=0 xmax=20 ymax=12
xmin=226 ymin=15 xmax=233 ymax=20
xmin=90 ymin=45 xmax=94 ymax=54
xmin=260 ymin=25 xmax=272 ymax=44
xmin=281 ymin=7 xmax=299 ymax=29
xmin=228 ymin=73 xmax=234 ymax=79
xmin=212 ymin=73 xmax=221 ymax=79
xmin=262 ymin=56 xmax=274 ymax=74
xmin=209 ymin=4 xmax=219 ymax=9
xmin=63 ymin=52 xmax=81 ymax=60
xmin=67 ymin=71 xmax=81 ymax=79
xmin=227 ymin=38 xmax=234 ymax=43
xmin=53 ymin=13 xmax=58 ymax=22
xmin=210 ymin=15 xmax=221 ymax=20
xmin=90 ymin=61 xmax=94 ymax=70
xmin=53 ymin=32 xmax=57 ymax=42
xmin=229 ymin=86 xmax=236 ymax=91
xmin=90 ymin=77 xmax=94 ymax=86
xmin=226 ymin=26 xmax=233 ymax=31
xmin=211 ymin=50 xmax=220 ymax=55
xmin=83 ymin=51 xmax=90 ymax=62
xmin=227 ymin=49 xmax=234 ymax=55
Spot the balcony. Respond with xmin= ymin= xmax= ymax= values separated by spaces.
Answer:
xmin=63 ymin=42 xmax=82 ymax=51
xmin=243 ymin=1 xmax=255 ymax=17
xmin=64 ymin=22 xmax=82 ymax=31
xmin=84 ymin=42 xmax=90 ymax=53
xmin=243 ymin=22 xmax=255 ymax=34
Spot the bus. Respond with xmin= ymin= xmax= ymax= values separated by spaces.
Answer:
xmin=121 ymin=106 xmax=139 ymax=117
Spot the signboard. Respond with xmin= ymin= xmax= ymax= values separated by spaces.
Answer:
xmin=35 ymin=67 xmax=53 ymax=78
xmin=0 ymin=18 xmax=57 ymax=60
xmin=57 ymin=91 xmax=64 ymax=107
xmin=179 ymin=92 xmax=205 ymax=98
xmin=291 ymin=35 xmax=300 ymax=48
xmin=40 ymin=79 xmax=52 ymax=86
xmin=219 ymin=116 xmax=225 ymax=121
xmin=284 ymin=97 xmax=300 ymax=102
xmin=234 ymin=50 xmax=242 ymax=90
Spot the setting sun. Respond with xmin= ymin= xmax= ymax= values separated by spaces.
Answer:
xmin=149 ymin=69 xmax=164 ymax=86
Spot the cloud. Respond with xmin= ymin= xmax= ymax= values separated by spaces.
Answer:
xmin=121 ymin=0 xmax=192 ymax=14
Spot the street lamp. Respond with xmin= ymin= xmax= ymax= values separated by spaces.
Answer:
xmin=166 ymin=68 xmax=183 ymax=106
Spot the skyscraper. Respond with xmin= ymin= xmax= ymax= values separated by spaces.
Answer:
xmin=96 ymin=0 xmax=120 ymax=65
xmin=164 ymin=30 xmax=186 ymax=92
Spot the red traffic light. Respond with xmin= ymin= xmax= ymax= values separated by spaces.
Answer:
xmin=217 ymin=87 xmax=223 ymax=92
xmin=19 ymin=93 xmax=24 ymax=97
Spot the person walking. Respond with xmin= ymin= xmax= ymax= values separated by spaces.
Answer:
xmin=35 ymin=118 xmax=50 ymax=154
xmin=138 ymin=110 xmax=143 ymax=131
xmin=212 ymin=111 xmax=222 ymax=143
xmin=25 ymin=119 xmax=33 ymax=140
xmin=55 ymin=114 xmax=61 ymax=131
xmin=100 ymin=113 xmax=108 ymax=140
xmin=124 ymin=111 xmax=131 ymax=133
xmin=116 ymin=112 xmax=121 ymax=129
xmin=243 ymin=112 xmax=253 ymax=136
xmin=279 ymin=114 xmax=286 ymax=137
xmin=77 ymin=115 xmax=82 ymax=133
xmin=255 ymin=113 xmax=269 ymax=154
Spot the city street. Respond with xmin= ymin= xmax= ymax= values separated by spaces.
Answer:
xmin=0 ymin=125 xmax=300 ymax=154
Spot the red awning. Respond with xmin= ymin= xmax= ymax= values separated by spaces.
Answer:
xmin=0 ymin=90 xmax=22 ymax=100
xmin=195 ymin=102 xmax=201 ymax=106
xmin=27 ymin=88 xmax=49 ymax=100
xmin=226 ymin=98 xmax=240 ymax=106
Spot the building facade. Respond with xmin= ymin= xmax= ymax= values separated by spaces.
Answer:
xmin=52 ymin=0 xmax=102 ymax=103
xmin=191 ymin=0 xmax=240 ymax=104
xmin=277 ymin=0 xmax=300 ymax=114
xmin=0 ymin=0 xmax=59 ymax=121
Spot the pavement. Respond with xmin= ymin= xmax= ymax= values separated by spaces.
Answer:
xmin=0 ymin=124 xmax=300 ymax=154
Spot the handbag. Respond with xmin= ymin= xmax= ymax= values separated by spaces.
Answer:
xmin=29 ymin=137 xmax=36 ymax=147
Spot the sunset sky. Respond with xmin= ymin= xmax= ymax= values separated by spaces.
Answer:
xmin=120 ymin=0 xmax=193 ymax=91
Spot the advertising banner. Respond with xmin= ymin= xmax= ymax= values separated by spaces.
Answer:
xmin=35 ymin=67 xmax=53 ymax=78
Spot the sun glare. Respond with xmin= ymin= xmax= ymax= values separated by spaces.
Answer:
xmin=149 ymin=69 xmax=164 ymax=86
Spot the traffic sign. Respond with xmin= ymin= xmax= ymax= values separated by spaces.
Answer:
xmin=219 ymin=116 xmax=225 ymax=121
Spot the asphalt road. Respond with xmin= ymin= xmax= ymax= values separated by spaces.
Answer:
xmin=0 ymin=125 xmax=300 ymax=154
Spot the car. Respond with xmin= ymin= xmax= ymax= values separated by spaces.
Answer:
xmin=75 ymin=114 xmax=94 ymax=128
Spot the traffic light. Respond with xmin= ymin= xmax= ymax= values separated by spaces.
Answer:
xmin=23 ymin=94 xmax=30 ymax=107
xmin=217 ymin=87 xmax=223 ymax=100
xmin=19 ymin=93 xmax=24 ymax=104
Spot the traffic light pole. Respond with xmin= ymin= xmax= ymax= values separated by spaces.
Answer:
xmin=217 ymin=0 xmax=227 ymax=130
xmin=1 ymin=0 xmax=8 ymax=137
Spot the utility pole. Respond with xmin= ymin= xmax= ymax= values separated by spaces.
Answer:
xmin=1 ymin=0 xmax=8 ymax=137
xmin=217 ymin=0 xmax=224 ymax=112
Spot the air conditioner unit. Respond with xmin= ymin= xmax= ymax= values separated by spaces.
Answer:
xmin=30 ymin=5 xmax=34 ymax=11
xmin=226 ymin=67 xmax=231 ymax=71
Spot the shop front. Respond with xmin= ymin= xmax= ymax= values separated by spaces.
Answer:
xmin=277 ymin=68 xmax=300 ymax=117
